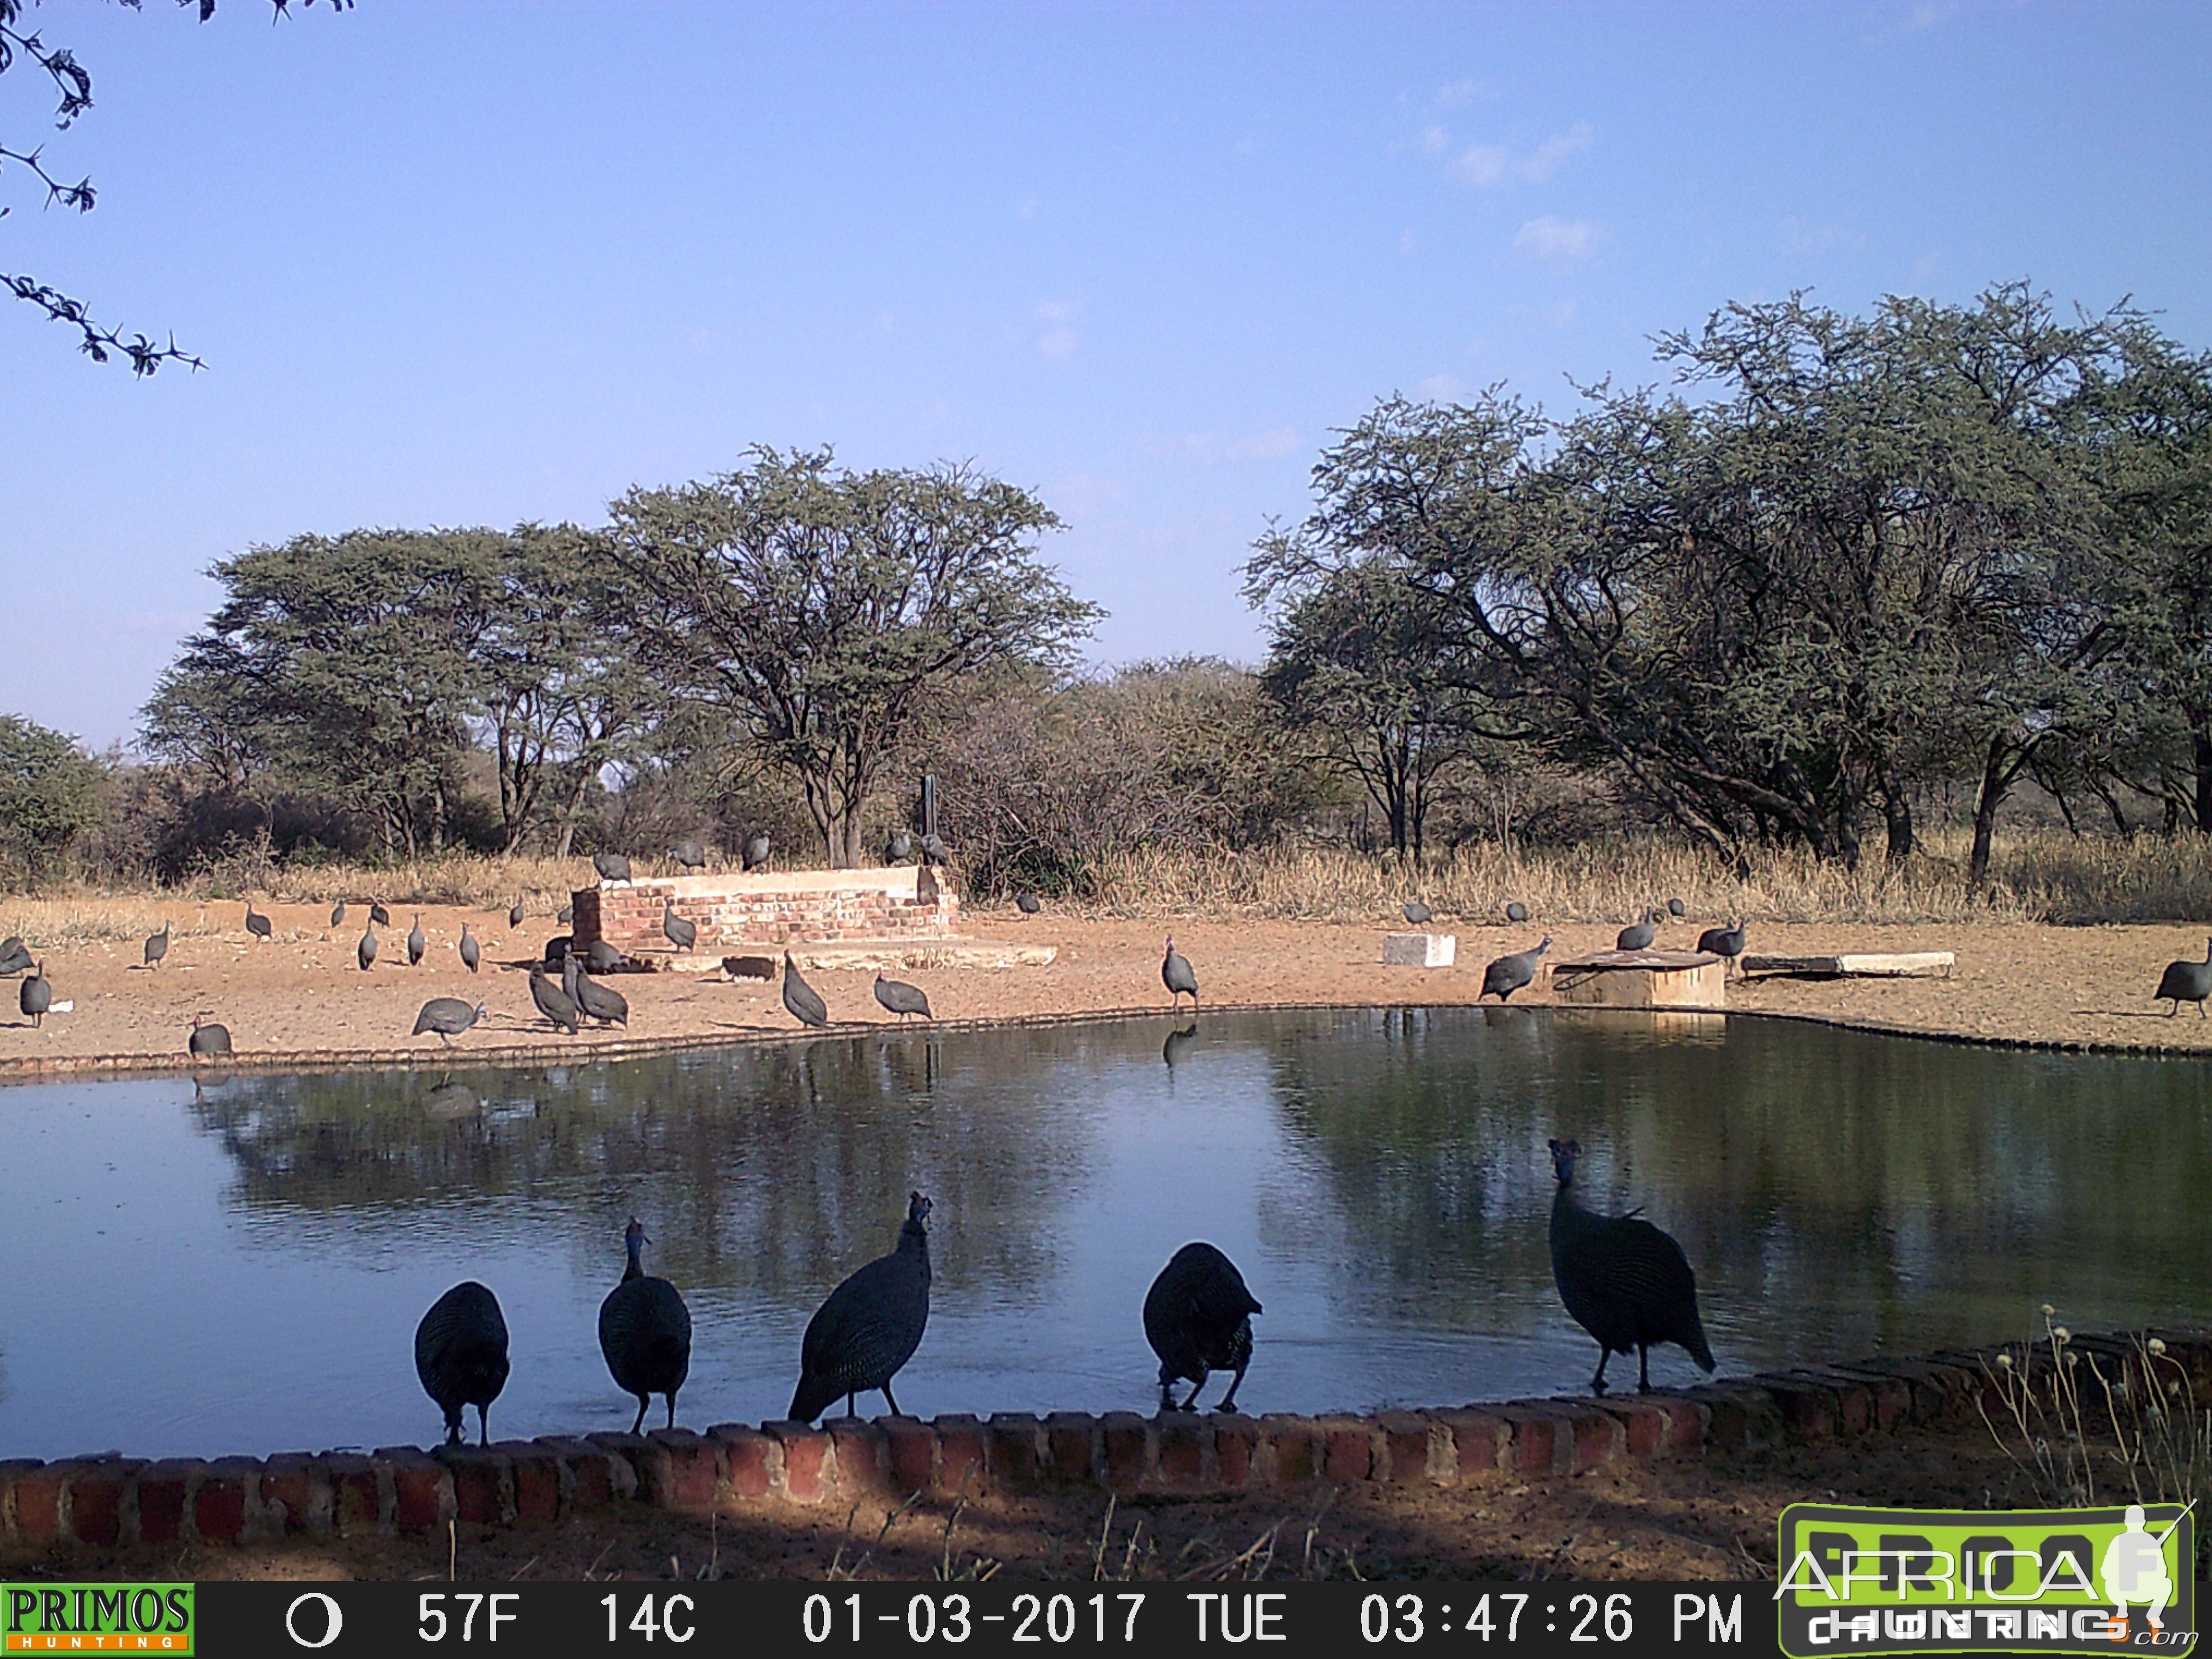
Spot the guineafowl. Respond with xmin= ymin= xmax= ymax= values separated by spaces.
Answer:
xmin=244 ymin=901 xmax=272 ymax=941
xmin=413 ymin=998 xmax=486 ymax=1046
xmin=2156 ymin=937 xmax=2212 ymax=1018
xmin=407 ymin=915 xmax=427 ymax=968
xmin=743 ymin=832 xmax=771 ymax=872
xmin=1402 ymin=901 xmax=1434 ymax=926
xmin=0 ymin=937 xmax=30 ymax=975
xmin=1547 ymin=1138 xmax=1714 ymax=1395
xmin=370 ymin=900 xmax=392 ymax=928
xmin=1143 ymin=1243 xmax=1262 ymax=1412
xmin=1615 ymin=908 xmax=1661 ymax=952
xmin=1695 ymin=919 xmax=1747 ymax=976
xmin=670 ymin=839 xmax=707 ymax=870
xmin=873 ymin=973 xmax=931 ymax=1022
xmin=920 ymin=832 xmax=949 ymax=867
xmin=556 ymin=902 xmax=574 ymax=925
xmin=529 ymin=967 xmax=582 ymax=1035
xmin=1667 ymin=897 xmax=1687 ymax=917
xmin=19 ymin=962 xmax=50 ymax=1027
xmin=593 ymin=852 xmax=633 ymax=884
xmin=459 ymin=923 xmax=481 ymax=974
xmin=586 ymin=939 xmax=626 ymax=974
xmin=357 ymin=922 xmax=378 ymax=972
xmin=599 ymin=1219 xmax=691 ymax=1434
xmin=415 ymin=1281 xmax=510 ymax=1447
xmin=1162 ymin=937 xmax=1198 ymax=1011
xmin=330 ymin=900 xmax=347 ymax=928
xmin=789 ymin=1192 xmax=933 ymax=1423
xmin=885 ymin=830 xmax=913 ymax=865
xmin=187 ymin=1014 xmax=231 ymax=1057
xmin=1504 ymin=900 xmax=1530 ymax=924
xmin=143 ymin=919 xmax=172 ymax=970
xmin=1481 ymin=936 xmax=1551 ymax=1002
xmin=783 ymin=953 xmax=830 ymax=1028
xmin=567 ymin=955 xmax=629 ymax=1029
xmin=1161 ymin=1021 xmax=1197 ymax=1069
xmin=1015 ymin=891 xmax=1042 ymax=916
xmin=662 ymin=902 xmax=697 ymax=952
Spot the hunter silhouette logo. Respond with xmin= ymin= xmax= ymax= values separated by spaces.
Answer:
xmin=1777 ymin=1503 xmax=2197 ymax=1657
xmin=2 ymin=1584 xmax=194 ymax=1653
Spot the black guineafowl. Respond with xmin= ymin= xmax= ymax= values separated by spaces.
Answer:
xmin=586 ymin=939 xmax=626 ymax=974
xmin=2156 ymin=937 xmax=2212 ymax=1018
xmin=873 ymin=973 xmax=931 ymax=1022
xmin=783 ymin=952 xmax=830 ymax=1028
xmin=789 ymin=1192 xmax=933 ymax=1423
xmin=566 ymin=954 xmax=629 ymax=1028
xmin=415 ymin=1280 xmax=510 ymax=1447
xmin=1481 ymin=936 xmax=1550 ymax=1001
xmin=1015 ymin=891 xmax=1042 ymax=917
xmin=370 ymin=900 xmax=392 ymax=928
xmin=1143 ymin=1243 xmax=1262 ymax=1412
xmin=1162 ymin=937 xmax=1198 ymax=1011
xmin=1547 ymin=1138 xmax=1714 ymax=1395
xmin=598 ymin=1219 xmax=691 ymax=1434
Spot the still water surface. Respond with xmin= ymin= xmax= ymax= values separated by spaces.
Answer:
xmin=2 ymin=1008 xmax=2208 ymax=1458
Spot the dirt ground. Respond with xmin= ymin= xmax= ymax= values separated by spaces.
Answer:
xmin=0 ymin=1417 xmax=2044 ymax=1584
xmin=5 ymin=903 xmax=2212 ymax=1069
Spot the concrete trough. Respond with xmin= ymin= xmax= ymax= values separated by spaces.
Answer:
xmin=1549 ymin=949 xmax=1728 ymax=1010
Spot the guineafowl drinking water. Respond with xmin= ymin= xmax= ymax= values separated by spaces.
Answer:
xmin=2156 ymin=938 xmax=2212 ymax=1016
xmin=1162 ymin=937 xmax=1198 ymax=1011
xmin=1547 ymin=1138 xmax=1714 ymax=1395
xmin=1143 ymin=1243 xmax=1262 ymax=1412
xmin=415 ymin=1280 xmax=510 ymax=1447
xmin=789 ymin=1192 xmax=933 ymax=1423
xmin=598 ymin=1219 xmax=691 ymax=1433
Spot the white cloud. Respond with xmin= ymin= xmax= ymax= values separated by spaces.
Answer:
xmin=1514 ymin=215 xmax=1603 ymax=265
xmin=1419 ymin=123 xmax=1449 ymax=154
xmin=1033 ymin=298 xmax=1081 ymax=362
xmin=1447 ymin=121 xmax=1594 ymax=188
xmin=1432 ymin=77 xmax=1490 ymax=109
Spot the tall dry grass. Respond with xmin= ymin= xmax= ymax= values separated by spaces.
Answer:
xmin=6 ymin=830 xmax=2212 ymax=943
xmin=1083 ymin=830 xmax=2212 ymax=926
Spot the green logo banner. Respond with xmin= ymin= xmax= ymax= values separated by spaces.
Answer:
xmin=1777 ymin=1503 xmax=2195 ymax=1656
xmin=1 ymin=1584 xmax=195 ymax=1654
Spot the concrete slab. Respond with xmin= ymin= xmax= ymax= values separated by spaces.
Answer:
xmin=1740 ymin=951 xmax=1955 ymax=979
xmin=1550 ymin=950 xmax=1728 ymax=1009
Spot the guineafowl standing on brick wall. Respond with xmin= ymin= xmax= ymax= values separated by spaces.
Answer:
xmin=1143 ymin=1243 xmax=1262 ymax=1412
xmin=415 ymin=1280 xmax=510 ymax=1447
xmin=599 ymin=1218 xmax=691 ymax=1434
xmin=743 ymin=832 xmax=772 ymax=872
xmin=1547 ymin=1138 xmax=1714 ymax=1395
xmin=789 ymin=1192 xmax=933 ymax=1423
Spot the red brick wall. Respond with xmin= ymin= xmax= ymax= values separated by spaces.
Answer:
xmin=572 ymin=870 xmax=960 ymax=957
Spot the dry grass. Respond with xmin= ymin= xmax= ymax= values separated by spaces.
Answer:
xmin=8 ymin=829 xmax=2212 ymax=942
xmin=1081 ymin=830 xmax=2212 ymax=926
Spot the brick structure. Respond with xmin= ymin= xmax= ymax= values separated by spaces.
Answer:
xmin=4 ymin=1327 xmax=2204 ymax=1548
xmin=573 ymin=869 xmax=960 ymax=959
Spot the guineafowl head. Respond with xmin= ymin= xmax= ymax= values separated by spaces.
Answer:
xmin=1547 ymin=1138 xmax=1583 ymax=1185
xmin=624 ymin=1216 xmax=649 ymax=1258
xmin=907 ymin=1191 xmax=933 ymax=1227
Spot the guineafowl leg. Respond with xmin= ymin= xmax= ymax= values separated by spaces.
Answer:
xmin=630 ymin=1397 xmax=649 ymax=1436
xmin=1589 ymin=1348 xmax=1613 ymax=1396
xmin=882 ymin=1381 xmax=902 ymax=1416
xmin=664 ymin=1392 xmax=678 ymax=1430
xmin=1218 ymin=1360 xmax=1249 ymax=1413
xmin=847 ymin=1391 xmax=858 ymax=1418
xmin=1637 ymin=1345 xmax=1652 ymax=1393
xmin=478 ymin=1405 xmax=491 ymax=1447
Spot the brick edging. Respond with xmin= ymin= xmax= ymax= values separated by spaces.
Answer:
xmin=6 ymin=1328 xmax=2205 ymax=1548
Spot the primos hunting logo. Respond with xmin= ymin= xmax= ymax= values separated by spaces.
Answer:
xmin=1778 ymin=1503 xmax=2195 ymax=1656
xmin=2 ymin=1585 xmax=194 ymax=1653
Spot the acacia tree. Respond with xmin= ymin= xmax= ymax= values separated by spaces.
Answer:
xmin=0 ymin=713 xmax=103 ymax=886
xmin=608 ymin=448 xmax=1103 ymax=866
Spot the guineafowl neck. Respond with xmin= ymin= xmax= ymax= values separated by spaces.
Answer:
xmin=900 ymin=1222 xmax=931 ymax=1277
xmin=623 ymin=1241 xmax=645 ymax=1282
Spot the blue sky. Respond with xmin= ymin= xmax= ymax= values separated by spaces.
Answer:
xmin=4 ymin=1 xmax=2208 ymax=749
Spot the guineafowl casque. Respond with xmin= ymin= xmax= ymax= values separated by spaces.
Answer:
xmin=789 ymin=1192 xmax=933 ymax=1423
xmin=187 ymin=1013 xmax=231 ymax=1057
xmin=1143 ymin=1243 xmax=1262 ymax=1412
xmin=1481 ymin=936 xmax=1551 ymax=1002
xmin=415 ymin=1280 xmax=510 ymax=1447
xmin=873 ymin=973 xmax=931 ymax=1022
xmin=598 ymin=1219 xmax=691 ymax=1434
xmin=1162 ymin=937 xmax=1198 ymax=1011
xmin=1547 ymin=1138 xmax=1714 ymax=1395
xmin=2156 ymin=938 xmax=2212 ymax=1018
xmin=783 ymin=952 xmax=830 ymax=1029
xmin=1695 ymin=919 xmax=1747 ymax=977
xmin=144 ymin=919 xmax=172 ymax=970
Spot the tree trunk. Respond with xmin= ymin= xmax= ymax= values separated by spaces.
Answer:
xmin=554 ymin=769 xmax=592 ymax=859
xmin=2194 ymin=724 xmax=2212 ymax=833
xmin=1879 ymin=768 xmax=1915 ymax=867
xmin=1967 ymin=734 xmax=2020 ymax=893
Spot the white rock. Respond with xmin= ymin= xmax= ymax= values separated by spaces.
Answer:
xmin=1382 ymin=932 xmax=1456 ymax=968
